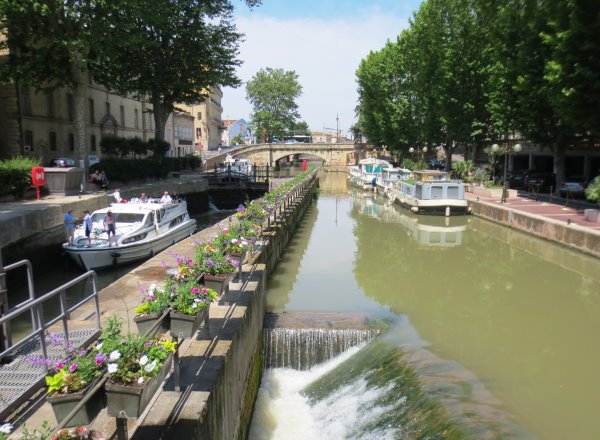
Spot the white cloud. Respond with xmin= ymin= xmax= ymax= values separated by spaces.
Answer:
xmin=221 ymin=13 xmax=410 ymax=135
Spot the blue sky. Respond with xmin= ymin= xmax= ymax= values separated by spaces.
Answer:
xmin=221 ymin=0 xmax=423 ymax=137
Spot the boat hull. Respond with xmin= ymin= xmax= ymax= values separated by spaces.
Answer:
xmin=63 ymin=220 xmax=196 ymax=271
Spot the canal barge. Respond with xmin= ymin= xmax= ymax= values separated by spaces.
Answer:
xmin=388 ymin=170 xmax=470 ymax=216
xmin=347 ymin=158 xmax=393 ymax=191
xmin=63 ymin=199 xmax=197 ymax=270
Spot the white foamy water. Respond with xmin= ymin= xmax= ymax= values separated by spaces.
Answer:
xmin=248 ymin=344 xmax=399 ymax=440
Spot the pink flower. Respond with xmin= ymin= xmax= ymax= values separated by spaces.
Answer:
xmin=69 ymin=363 xmax=77 ymax=372
xmin=145 ymin=342 xmax=152 ymax=347
xmin=56 ymin=362 xmax=64 ymax=370
xmin=191 ymin=287 xmax=200 ymax=295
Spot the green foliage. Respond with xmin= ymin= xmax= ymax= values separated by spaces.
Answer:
xmin=134 ymin=284 xmax=171 ymax=317
xmin=90 ymin=156 xmax=198 ymax=183
xmin=400 ymin=158 xmax=416 ymax=170
xmin=15 ymin=420 xmax=53 ymax=440
xmin=451 ymin=160 xmax=474 ymax=180
xmin=231 ymin=134 xmax=245 ymax=145
xmin=585 ymin=176 xmax=600 ymax=206
xmin=170 ymin=280 xmax=217 ymax=316
xmin=148 ymin=139 xmax=170 ymax=158
xmin=0 ymin=156 xmax=41 ymax=199
xmin=246 ymin=67 xmax=302 ymax=141
xmin=45 ymin=351 xmax=102 ymax=395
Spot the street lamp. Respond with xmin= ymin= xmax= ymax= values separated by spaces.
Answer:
xmin=409 ymin=146 xmax=428 ymax=163
xmin=491 ymin=143 xmax=522 ymax=203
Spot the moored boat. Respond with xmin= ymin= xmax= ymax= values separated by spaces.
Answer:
xmin=63 ymin=198 xmax=197 ymax=270
xmin=388 ymin=170 xmax=470 ymax=216
xmin=347 ymin=158 xmax=393 ymax=191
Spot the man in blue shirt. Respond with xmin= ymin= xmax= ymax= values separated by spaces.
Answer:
xmin=63 ymin=209 xmax=75 ymax=245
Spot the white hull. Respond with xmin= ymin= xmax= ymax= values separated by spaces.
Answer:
xmin=64 ymin=220 xmax=196 ymax=271
xmin=391 ymin=192 xmax=469 ymax=214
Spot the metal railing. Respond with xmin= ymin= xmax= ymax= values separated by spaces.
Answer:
xmin=2 ymin=260 xmax=37 ymax=347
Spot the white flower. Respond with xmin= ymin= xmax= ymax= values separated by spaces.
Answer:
xmin=0 ymin=423 xmax=13 ymax=434
xmin=149 ymin=283 xmax=156 ymax=293
xmin=241 ymin=240 xmax=248 ymax=247
xmin=192 ymin=303 xmax=197 ymax=308
xmin=144 ymin=360 xmax=157 ymax=373
xmin=231 ymin=238 xmax=238 ymax=244
xmin=137 ymin=377 xmax=145 ymax=384
xmin=96 ymin=342 xmax=103 ymax=350
xmin=107 ymin=363 xmax=118 ymax=374
xmin=139 ymin=355 xmax=148 ymax=366
xmin=109 ymin=350 xmax=121 ymax=361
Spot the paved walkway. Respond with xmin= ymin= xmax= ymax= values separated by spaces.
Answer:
xmin=465 ymin=191 xmax=600 ymax=232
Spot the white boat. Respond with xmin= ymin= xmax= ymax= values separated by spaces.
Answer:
xmin=374 ymin=167 xmax=413 ymax=196
xmin=347 ymin=158 xmax=393 ymax=191
xmin=218 ymin=156 xmax=254 ymax=182
xmin=388 ymin=170 xmax=470 ymax=216
xmin=63 ymin=199 xmax=197 ymax=270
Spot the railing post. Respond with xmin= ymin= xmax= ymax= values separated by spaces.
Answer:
xmin=116 ymin=412 xmax=129 ymax=440
xmin=0 ymin=254 xmax=8 ymax=357
xmin=174 ymin=336 xmax=181 ymax=392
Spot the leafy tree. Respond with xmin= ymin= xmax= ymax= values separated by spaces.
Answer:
xmin=289 ymin=120 xmax=311 ymax=136
xmin=246 ymin=67 xmax=302 ymax=142
xmin=231 ymin=134 xmax=245 ymax=145
xmin=98 ymin=0 xmax=261 ymax=143
xmin=0 ymin=0 xmax=115 ymax=188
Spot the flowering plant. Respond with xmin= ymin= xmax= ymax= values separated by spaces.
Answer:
xmin=99 ymin=317 xmax=176 ymax=386
xmin=134 ymin=283 xmax=170 ymax=318
xmin=51 ymin=426 xmax=104 ymax=440
xmin=195 ymin=242 xmax=238 ymax=275
xmin=167 ymin=255 xmax=202 ymax=282
xmin=27 ymin=333 xmax=103 ymax=395
xmin=169 ymin=279 xmax=218 ymax=316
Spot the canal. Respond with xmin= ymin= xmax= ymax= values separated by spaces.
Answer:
xmin=250 ymin=170 xmax=600 ymax=440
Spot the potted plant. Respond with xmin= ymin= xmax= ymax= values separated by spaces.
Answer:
xmin=133 ymin=283 xmax=171 ymax=336
xmin=195 ymin=241 xmax=238 ymax=295
xmin=169 ymin=279 xmax=218 ymax=338
xmin=584 ymin=176 xmax=600 ymax=222
xmin=101 ymin=317 xmax=177 ymax=418
xmin=51 ymin=426 xmax=105 ymax=439
xmin=42 ymin=342 xmax=106 ymax=427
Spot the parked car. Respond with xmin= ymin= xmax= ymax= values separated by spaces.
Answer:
xmin=524 ymin=172 xmax=556 ymax=193
xmin=559 ymin=176 xmax=589 ymax=198
xmin=88 ymin=155 xmax=100 ymax=166
xmin=271 ymin=138 xmax=281 ymax=143
xmin=427 ymin=159 xmax=445 ymax=170
xmin=507 ymin=170 xmax=530 ymax=189
xmin=48 ymin=157 xmax=76 ymax=168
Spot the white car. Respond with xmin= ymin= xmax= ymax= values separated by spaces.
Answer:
xmin=559 ymin=176 xmax=588 ymax=198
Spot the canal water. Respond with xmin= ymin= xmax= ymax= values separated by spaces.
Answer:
xmin=249 ymin=170 xmax=600 ymax=440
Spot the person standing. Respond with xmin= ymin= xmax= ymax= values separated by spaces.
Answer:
xmin=63 ymin=209 xmax=76 ymax=245
xmin=83 ymin=210 xmax=93 ymax=247
xmin=160 ymin=191 xmax=172 ymax=203
xmin=104 ymin=210 xmax=116 ymax=246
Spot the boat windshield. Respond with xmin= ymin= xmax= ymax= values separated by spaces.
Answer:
xmin=91 ymin=212 xmax=145 ymax=224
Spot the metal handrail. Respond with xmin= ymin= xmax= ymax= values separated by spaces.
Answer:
xmin=3 ymin=260 xmax=38 ymax=346
xmin=0 ymin=270 xmax=100 ymax=363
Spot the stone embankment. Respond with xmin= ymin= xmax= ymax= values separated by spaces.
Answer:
xmin=13 ymin=174 xmax=319 ymax=439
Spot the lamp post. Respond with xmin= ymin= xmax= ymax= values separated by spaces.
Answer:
xmin=491 ymin=143 xmax=522 ymax=203
xmin=409 ymin=146 xmax=428 ymax=163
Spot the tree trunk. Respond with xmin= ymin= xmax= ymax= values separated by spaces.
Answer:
xmin=444 ymin=140 xmax=453 ymax=171
xmin=70 ymin=50 xmax=89 ymax=191
xmin=552 ymin=134 xmax=567 ymax=194
xmin=152 ymin=97 xmax=169 ymax=142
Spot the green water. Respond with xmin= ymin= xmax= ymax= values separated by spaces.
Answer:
xmin=265 ymin=171 xmax=600 ymax=440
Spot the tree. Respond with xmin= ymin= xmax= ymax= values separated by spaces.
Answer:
xmin=98 ymin=0 xmax=260 ymax=143
xmin=0 ymin=0 xmax=115 ymax=188
xmin=246 ymin=68 xmax=302 ymax=142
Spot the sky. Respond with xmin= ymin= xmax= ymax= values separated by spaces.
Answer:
xmin=221 ymin=0 xmax=423 ymax=137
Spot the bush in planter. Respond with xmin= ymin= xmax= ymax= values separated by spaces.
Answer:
xmin=585 ymin=176 xmax=600 ymax=206
xmin=134 ymin=283 xmax=171 ymax=318
xmin=195 ymin=242 xmax=239 ymax=276
xmin=0 ymin=156 xmax=40 ymax=199
xmin=170 ymin=279 xmax=218 ymax=316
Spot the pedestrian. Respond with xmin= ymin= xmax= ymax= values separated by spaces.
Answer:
xmin=217 ymin=145 xmax=222 ymax=154
xmin=104 ymin=210 xmax=116 ymax=246
xmin=160 ymin=191 xmax=172 ymax=203
xmin=63 ymin=209 xmax=76 ymax=245
xmin=140 ymin=192 xmax=148 ymax=203
xmin=83 ymin=210 xmax=93 ymax=247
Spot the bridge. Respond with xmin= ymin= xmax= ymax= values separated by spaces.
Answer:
xmin=204 ymin=142 xmax=368 ymax=169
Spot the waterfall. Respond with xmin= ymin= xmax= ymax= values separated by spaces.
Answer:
xmin=263 ymin=327 xmax=376 ymax=370
xmin=208 ymin=195 xmax=220 ymax=211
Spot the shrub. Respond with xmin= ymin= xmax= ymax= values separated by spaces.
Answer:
xmin=585 ymin=176 xmax=600 ymax=206
xmin=0 ymin=156 xmax=41 ymax=199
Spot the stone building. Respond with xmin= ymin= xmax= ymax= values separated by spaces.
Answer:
xmin=164 ymin=111 xmax=195 ymax=157
xmin=0 ymin=81 xmax=155 ymax=164
xmin=179 ymin=86 xmax=225 ymax=152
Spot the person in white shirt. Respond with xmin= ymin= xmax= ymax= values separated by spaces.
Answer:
xmin=160 ymin=191 xmax=172 ymax=203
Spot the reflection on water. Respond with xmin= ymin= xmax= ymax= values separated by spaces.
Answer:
xmin=258 ymin=170 xmax=600 ymax=440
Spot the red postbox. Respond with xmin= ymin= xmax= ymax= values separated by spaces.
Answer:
xmin=31 ymin=166 xmax=46 ymax=200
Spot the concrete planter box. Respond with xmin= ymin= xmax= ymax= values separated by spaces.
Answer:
xmin=203 ymin=272 xmax=234 ymax=296
xmin=46 ymin=376 xmax=105 ymax=427
xmin=105 ymin=353 xmax=173 ymax=418
xmin=584 ymin=209 xmax=600 ymax=223
xmin=44 ymin=167 xmax=85 ymax=195
xmin=170 ymin=308 xmax=209 ymax=339
xmin=134 ymin=310 xmax=170 ymax=337
xmin=470 ymin=185 xmax=517 ymax=200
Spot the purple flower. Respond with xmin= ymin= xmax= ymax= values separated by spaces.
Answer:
xmin=206 ymin=258 xmax=214 ymax=267
xmin=95 ymin=353 xmax=107 ymax=366
xmin=56 ymin=361 xmax=64 ymax=370
xmin=145 ymin=342 xmax=152 ymax=347
xmin=69 ymin=363 xmax=77 ymax=372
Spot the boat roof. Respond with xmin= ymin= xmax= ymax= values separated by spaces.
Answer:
xmin=413 ymin=170 xmax=451 ymax=181
xmin=358 ymin=158 xmax=392 ymax=166
xmin=92 ymin=200 xmax=174 ymax=215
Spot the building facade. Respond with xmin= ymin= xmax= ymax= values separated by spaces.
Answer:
xmin=164 ymin=111 xmax=195 ymax=157
xmin=221 ymin=119 xmax=251 ymax=146
xmin=179 ymin=86 xmax=225 ymax=153
xmin=0 ymin=81 xmax=155 ymax=164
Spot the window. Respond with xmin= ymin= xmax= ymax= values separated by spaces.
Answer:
xmin=120 ymin=105 xmax=125 ymax=127
xmin=89 ymin=98 xmax=95 ymax=124
xmin=21 ymin=89 xmax=31 ymax=115
xmin=134 ymin=109 xmax=139 ymax=129
xmin=196 ymin=128 xmax=201 ymax=138
xmin=197 ymin=112 xmax=202 ymax=120
xmin=47 ymin=92 xmax=55 ymax=118
xmin=66 ymin=93 xmax=74 ymax=121
xmin=105 ymin=101 xmax=110 ymax=116
xmin=91 ymin=134 xmax=97 ymax=151
xmin=49 ymin=131 xmax=57 ymax=151
xmin=24 ymin=130 xmax=33 ymax=150
xmin=69 ymin=133 xmax=75 ymax=151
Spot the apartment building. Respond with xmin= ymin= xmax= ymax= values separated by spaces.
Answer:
xmin=179 ymin=86 xmax=225 ymax=152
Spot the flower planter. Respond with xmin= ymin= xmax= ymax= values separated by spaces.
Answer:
xmin=134 ymin=311 xmax=170 ymax=337
xmin=47 ymin=376 xmax=105 ymax=427
xmin=170 ymin=308 xmax=209 ymax=339
xmin=105 ymin=353 xmax=173 ymax=419
xmin=202 ymin=272 xmax=234 ymax=296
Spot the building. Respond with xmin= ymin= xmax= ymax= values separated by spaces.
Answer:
xmin=221 ymin=119 xmax=251 ymax=146
xmin=179 ymin=86 xmax=225 ymax=152
xmin=310 ymin=130 xmax=349 ymax=144
xmin=0 ymin=81 xmax=155 ymax=163
xmin=164 ymin=111 xmax=195 ymax=157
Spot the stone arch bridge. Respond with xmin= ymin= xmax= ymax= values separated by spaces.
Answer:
xmin=209 ymin=143 xmax=368 ymax=169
